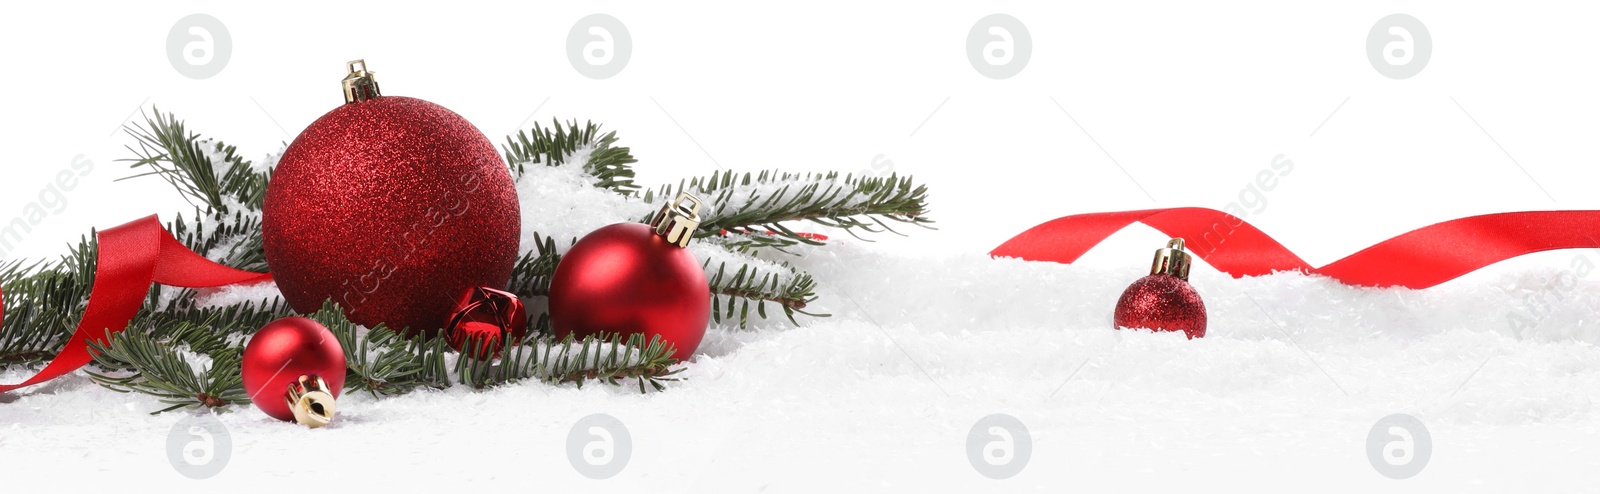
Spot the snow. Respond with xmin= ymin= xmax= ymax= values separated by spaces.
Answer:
xmin=2 ymin=164 xmax=1598 ymax=492
xmin=194 ymin=281 xmax=283 ymax=310
xmin=686 ymin=172 xmax=866 ymax=224
xmin=515 ymin=156 xmax=655 ymax=252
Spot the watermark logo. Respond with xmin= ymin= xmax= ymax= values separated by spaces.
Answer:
xmin=1506 ymin=252 xmax=1596 ymax=340
xmin=166 ymin=14 xmax=232 ymax=80
xmin=166 ymin=413 xmax=232 ymax=479
xmin=1191 ymin=154 xmax=1294 ymax=256
xmin=338 ymin=169 xmax=478 ymax=307
xmin=0 ymin=154 xmax=95 ymax=259
xmin=967 ymin=413 xmax=1031 ymax=479
xmin=1367 ymin=14 xmax=1430 ymax=80
xmin=1366 ymin=413 xmax=1431 ymax=480
xmin=567 ymin=413 xmax=632 ymax=479
xmin=568 ymin=14 xmax=632 ymax=79
xmin=967 ymin=14 xmax=1031 ymax=80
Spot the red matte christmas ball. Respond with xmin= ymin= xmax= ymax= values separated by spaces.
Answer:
xmin=262 ymin=60 xmax=520 ymax=335
xmin=242 ymin=317 xmax=346 ymax=426
xmin=549 ymin=194 xmax=711 ymax=360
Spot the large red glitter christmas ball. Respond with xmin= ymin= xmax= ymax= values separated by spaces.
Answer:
xmin=263 ymin=66 xmax=519 ymax=335
xmin=1113 ymin=273 xmax=1207 ymax=339
xmin=549 ymin=223 xmax=710 ymax=360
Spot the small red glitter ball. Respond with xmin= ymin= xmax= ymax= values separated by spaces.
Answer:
xmin=263 ymin=64 xmax=519 ymax=335
xmin=549 ymin=223 xmax=710 ymax=360
xmin=1114 ymin=273 xmax=1207 ymax=339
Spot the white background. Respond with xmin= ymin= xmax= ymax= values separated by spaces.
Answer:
xmin=2 ymin=1 xmax=1598 ymax=491
xmin=4 ymin=2 xmax=1596 ymax=266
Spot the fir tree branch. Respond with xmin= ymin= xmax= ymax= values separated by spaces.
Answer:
xmin=83 ymin=293 xmax=288 ymax=414
xmin=166 ymin=210 xmax=269 ymax=273
xmin=505 ymin=234 xmax=562 ymax=298
xmin=0 ymin=239 xmax=96 ymax=368
xmin=705 ymin=259 xmax=821 ymax=327
xmin=710 ymin=232 xmax=811 ymax=255
xmin=315 ymin=298 xmax=679 ymax=395
xmin=120 ymin=109 xmax=271 ymax=213
xmin=503 ymin=230 xmax=823 ymax=328
xmin=314 ymin=301 xmax=451 ymax=396
xmin=120 ymin=109 xmax=271 ymax=272
xmin=456 ymin=331 xmax=681 ymax=391
xmin=139 ymin=289 xmax=291 ymax=337
xmin=645 ymin=170 xmax=933 ymax=254
xmin=503 ymin=119 xmax=638 ymax=194
xmin=86 ymin=326 xmax=249 ymax=414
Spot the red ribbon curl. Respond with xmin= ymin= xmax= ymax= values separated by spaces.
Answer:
xmin=1 ymin=215 xmax=271 ymax=393
xmin=991 ymin=208 xmax=1600 ymax=289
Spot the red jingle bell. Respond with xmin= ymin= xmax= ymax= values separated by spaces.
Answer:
xmin=1113 ymin=238 xmax=1207 ymax=339
xmin=242 ymin=317 xmax=346 ymax=428
xmin=549 ymin=193 xmax=711 ymax=360
xmin=444 ymin=286 xmax=528 ymax=357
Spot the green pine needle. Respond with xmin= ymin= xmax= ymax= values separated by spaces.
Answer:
xmin=503 ymin=119 xmax=638 ymax=195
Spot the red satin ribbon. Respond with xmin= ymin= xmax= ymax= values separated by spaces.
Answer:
xmin=991 ymin=208 xmax=1600 ymax=289
xmin=0 ymin=215 xmax=271 ymax=393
